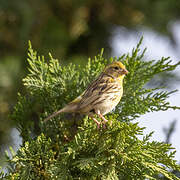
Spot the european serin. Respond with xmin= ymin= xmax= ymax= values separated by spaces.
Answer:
xmin=44 ymin=61 xmax=128 ymax=127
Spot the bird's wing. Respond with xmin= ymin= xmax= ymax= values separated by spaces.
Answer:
xmin=76 ymin=73 xmax=120 ymax=112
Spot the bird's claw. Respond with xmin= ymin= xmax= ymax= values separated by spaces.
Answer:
xmin=89 ymin=114 xmax=109 ymax=129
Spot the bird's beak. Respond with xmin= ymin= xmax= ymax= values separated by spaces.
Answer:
xmin=122 ymin=69 xmax=129 ymax=75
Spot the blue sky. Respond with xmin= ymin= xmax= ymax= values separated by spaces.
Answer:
xmin=111 ymin=22 xmax=180 ymax=161
xmin=9 ymin=22 xmax=180 ymax=164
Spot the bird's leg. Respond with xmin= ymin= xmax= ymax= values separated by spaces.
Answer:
xmin=96 ymin=110 xmax=108 ymax=129
xmin=96 ymin=110 xmax=108 ymax=123
xmin=89 ymin=115 xmax=101 ymax=129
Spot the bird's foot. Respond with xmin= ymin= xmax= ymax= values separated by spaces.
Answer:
xmin=89 ymin=112 xmax=109 ymax=129
xmin=96 ymin=111 xmax=108 ymax=125
xmin=102 ymin=118 xmax=109 ymax=129
xmin=91 ymin=117 xmax=101 ymax=129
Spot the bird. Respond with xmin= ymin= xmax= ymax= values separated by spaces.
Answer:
xmin=44 ymin=61 xmax=128 ymax=128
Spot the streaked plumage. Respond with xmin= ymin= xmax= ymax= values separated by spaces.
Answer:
xmin=44 ymin=61 xmax=128 ymax=127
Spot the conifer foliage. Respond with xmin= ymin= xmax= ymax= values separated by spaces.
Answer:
xmin=1 ymin=39 xmax=180 ymax=179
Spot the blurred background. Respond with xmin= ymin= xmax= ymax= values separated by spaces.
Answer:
xmin=0 ymin=0 xmax=180 ymax=167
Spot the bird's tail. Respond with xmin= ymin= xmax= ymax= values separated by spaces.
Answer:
xmin=44 ymin=108 xmax=65 ymax=122
xmin=44 ymin=103 xmax=77 ymax=122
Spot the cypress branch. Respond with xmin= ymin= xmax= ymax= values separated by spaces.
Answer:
xmin=2 ymin=39 xmax=180 ymax=179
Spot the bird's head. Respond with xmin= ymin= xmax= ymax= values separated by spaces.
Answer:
xmin=104 ymin=61 xmax=128 ymax=79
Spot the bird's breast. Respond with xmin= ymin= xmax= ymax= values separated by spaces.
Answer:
xmin=93 ymin=84 xmax=123 ymax=115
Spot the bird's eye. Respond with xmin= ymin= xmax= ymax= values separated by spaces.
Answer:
xmin=114 ymin=66 xmax=119 ymax=70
